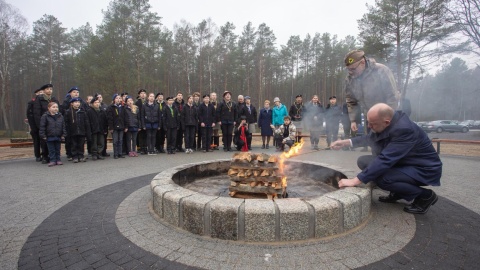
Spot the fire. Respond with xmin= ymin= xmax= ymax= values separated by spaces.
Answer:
xmin=278 ymin=138 xmax=305 ymax=175
xmin=281 ymin=138 xmax=305 ymax=159
xmin=281 ymin=176 xmax=287 ymax=187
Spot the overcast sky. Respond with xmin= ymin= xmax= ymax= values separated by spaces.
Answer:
xmin=10 ymin=0 xmax=479 ymax=69
xmin=12 ymin=0 xmax=375 ymax=46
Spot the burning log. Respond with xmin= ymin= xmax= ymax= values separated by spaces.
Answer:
xmin=229 ymin=153 xmax=287 ymax=199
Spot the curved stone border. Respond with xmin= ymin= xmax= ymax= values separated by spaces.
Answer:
xmin=151 ymin=159 xmax=372 ymax=242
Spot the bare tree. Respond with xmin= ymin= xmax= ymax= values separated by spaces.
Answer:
xmin=447 ymin=0 xmax=480 ymax=56
xmin=0 ymin=0 xmax=27 ymax=132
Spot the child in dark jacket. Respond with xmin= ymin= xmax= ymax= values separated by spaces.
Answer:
xmin=107 ymin=94 xmax=125 ymax=159
xmin=142 ymin=93 xmax=161 ymax=155
xmin=163 ymin=96 xmax=181 ymax=154
xmin=65 ymin=97 xmax=91 ymax=163
xmin=182 ymin=95 xmax=198 ymax=153
xmin=39 ymin=102 xmax=66 ymax=166
xmin=123 ymin=96 xmax=142 ymax=157
xmin=87 ymin=96 xmax=108 ymax=160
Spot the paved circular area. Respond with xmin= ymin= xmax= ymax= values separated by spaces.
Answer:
xmin=1 ymin=149 xmax=479 ymax=269
xmin=17 ymin=172 xmax=480 ymax=269
xmin=120 ymin=185 xmax=414 ymax=269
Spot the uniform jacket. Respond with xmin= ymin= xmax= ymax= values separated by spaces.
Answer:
xmin=123 ymin=105 xmax=142 ymax=131
xmin=258 ymin=108 xmax=273 ymax=136
xmin=241 ymin=104 xmax=257 ymax=124
xmin=198 ymin=103 xmax=216 ymax=127
xmin=345 ymin=58 xmax=398 ymax=122
xmin=216 ymin=100 xmax=237 ymax=123
xmin=181 ymin=104 xmax=198 ymax=128
xmin=33 ymin=95 xmax=60 ymax=129
xmin=351 ymin=111 xmax=442 ymax=186
xmin=87 ymin=108 xmax=108 ymax=134
xmin=289 ymin=103 xmax=305 ymax=122
xmin=39 ymin=113 xmax=66 ymax=140
xmin=272 ymin=104 xmax=288 ymax=126
xmin=27 ymin=98 xmax=37 ymax=131
xmin=65 ymin=108 xmax=91 ymax=139
xmin=142 ymin=102 xmax=162 ymax=129
xmin=163 ymin=105 xmax=180 ymax=129
xmin=274 ymin=123 xmax=297 ymax=141
xmin=106 ymin=104 xmax=125 ymax=130
xmin=135 ymin=98 xmax=146 ymax=123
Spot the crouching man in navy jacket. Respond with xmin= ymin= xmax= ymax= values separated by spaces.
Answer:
xmin=331 ymin=103 xmax=442 ymax=214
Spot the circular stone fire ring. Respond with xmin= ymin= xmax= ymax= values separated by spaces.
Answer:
xmin=151 ymin=159 xmax=372 ymax=242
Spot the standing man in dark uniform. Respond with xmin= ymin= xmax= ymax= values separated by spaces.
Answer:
xmin=136 ymin=89 xmax=147 ymax=154
xmin=163 ymin=96 xmax=181 ymax=154
xmin=217 ymin=91 xmax=237 ymax=152
xmin=344 ymin=50 xmax=398 ymax=133
xmin=331 ymin=103 xmax=442 ymax=214
xmin=27 ymin=88 xmax=44 ymax=162
xmin=173 ymin=92 xmax=185 ymax=152
xmin=33 ymin=83 xmax=60 ymax=164
xmin=289 ymin=94 xmax=305 ymax=136
xmin=155 ymin=93 xmax=167 ymax=153
xmin=325 ymin=96 xmax=342 ymax=148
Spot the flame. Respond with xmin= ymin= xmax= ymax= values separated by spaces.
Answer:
xmin=281 ymin=176 xmax=287 ymax=187
xmin=278 ymin=138 xmax=305 ymax=175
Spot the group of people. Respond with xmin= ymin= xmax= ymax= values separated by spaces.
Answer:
xmin=26 ymin=49 xmax=442 ymax=215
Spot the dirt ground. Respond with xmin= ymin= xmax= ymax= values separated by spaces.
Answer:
xmin=1 ymin=137 xmax=480 ymax=161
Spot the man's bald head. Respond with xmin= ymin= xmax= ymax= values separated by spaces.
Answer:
xmin=367 ymin=103 xmax=394 ymax=133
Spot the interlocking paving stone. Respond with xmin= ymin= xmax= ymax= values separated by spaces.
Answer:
xmin=18 ymin=174 xmax=198 ymax=270
xmin=1 ymin=151 xmax=479 ymax=269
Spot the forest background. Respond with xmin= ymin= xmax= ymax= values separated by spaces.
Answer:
xmin=0 ymin=0 xmax=479 ymax=133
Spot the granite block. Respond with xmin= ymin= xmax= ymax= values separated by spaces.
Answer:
xmin=304 ymin=196 xmax=342 ymax=237
xmin=209 ymin=197 xmax=243 ymax=240
xmin=275 ymin=199 xmax=310 ymax=241
xmin=244 ymin=199 xmax=276 ymax=242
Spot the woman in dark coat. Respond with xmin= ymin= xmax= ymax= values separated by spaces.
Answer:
xmin=258 ymin=100 xmax=273 ymax=149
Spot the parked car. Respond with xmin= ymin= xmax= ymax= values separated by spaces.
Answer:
xmin=472 ymin=120 xmax=480 ymax=129
xmin=459 ymin=120 xmax=475 ymax=127
xmin=422 ymin=120 xmax=469 ymax=133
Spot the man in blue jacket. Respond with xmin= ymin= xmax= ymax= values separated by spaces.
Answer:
xmin=331 ymin=103 xmax=442 ymax=214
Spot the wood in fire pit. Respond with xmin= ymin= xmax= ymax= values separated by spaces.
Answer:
xmin=228 ymin=152 xmax=287 ymax=200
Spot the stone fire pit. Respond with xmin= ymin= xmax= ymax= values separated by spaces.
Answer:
xmin=151 ymin=159 xmax=372 ymax=242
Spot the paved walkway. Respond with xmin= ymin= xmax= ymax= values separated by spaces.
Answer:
xmin=1 ymin=148 xmax=479 ymax=269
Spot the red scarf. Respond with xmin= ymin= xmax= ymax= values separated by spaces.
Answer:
xmin=240 ymin=126 xmax=249 ymax=152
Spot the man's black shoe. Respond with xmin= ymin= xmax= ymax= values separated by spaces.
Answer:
xmin=378 ymin=192 xmax=402 ymax=203
xmin=403 ymin=191 xmax=438 ymax=214
xmin=36 ymin=157 xmax=42 ymax=162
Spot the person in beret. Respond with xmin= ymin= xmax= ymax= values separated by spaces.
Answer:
xmin=64 ymin=97 xmax=91 ymax=163
xmin=155 ymin=93 xmax=167 ymax=153
xmin=198 ymin=93 xmax=215 ymax=152
xmin=136 ymin=89 xmax=148 ymax=155
xmin=344 ymin=49 xmax=398 ymax=134
xmin=163 ymin=96 xmax=181 ymax=154
xmin=33 ymin=83 xmax=60 ymax=163
xmin=325 ymin=96 xmax=342 ymax=148
xmin=87 ymin=96 xmax=108 ymax=160
xmin=27 ymin=88 xmax=45 ymax=161
xmin=173 ymin=92 xmax=185 ymax=152
xmin=107 ymin=93 xmax=126 ymax=159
